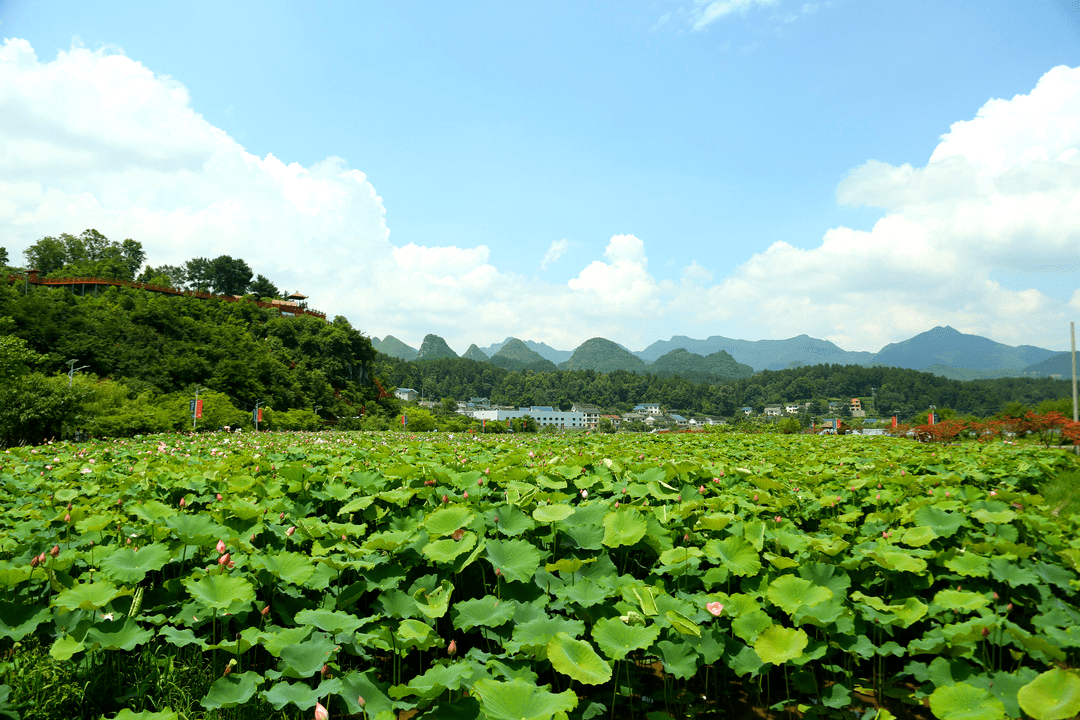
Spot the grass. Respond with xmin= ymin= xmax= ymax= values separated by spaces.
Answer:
xmin=1041 ymin=467 xmax=1080 ymax=518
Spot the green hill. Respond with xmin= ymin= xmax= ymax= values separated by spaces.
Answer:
xmin=490 ymin=338 xmax=559 ymax=372
xmin=374 ymin=335 xmax=418 ymax=361
xmin=416 ymin=334 xmax=459 ymax=361
xmin=461 ymin=344 xmax=490 ymax=362
xmin=648 ymin=348 xmax=753 ymax=381
xmin=561 ymin=337 xmax=646 ymax=374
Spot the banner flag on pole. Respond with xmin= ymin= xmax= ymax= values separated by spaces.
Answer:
xmin=402 ymin=414 xmax=408 ymax=427
xmin=190 ymin=399 xmax=196 ymax=418
xmin=892 ymin=416 xmax=897 ymax=428
xmin=195 ymin=399 xmax=203 ymax=419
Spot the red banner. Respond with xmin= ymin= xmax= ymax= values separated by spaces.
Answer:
xmin=195 ymin=399 xmax=203 ymax=419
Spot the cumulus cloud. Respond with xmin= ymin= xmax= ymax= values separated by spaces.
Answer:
xmin=540 ymin=238 xmax=569 ymax=269
xmin=1 ymin=37 xmax=1077 ymax=354
xmin=692 ymin=0 xmax=779 ymax=29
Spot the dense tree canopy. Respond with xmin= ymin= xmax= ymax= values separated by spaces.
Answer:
xmin=23 ymin=229 xmax=146 ymax=280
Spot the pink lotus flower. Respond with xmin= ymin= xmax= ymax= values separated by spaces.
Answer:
xmin=706 ymin=602 xmax=724 ymax=616
xmin=216 ymin=539 xmax=227 ymax=554
xmin=315 ymin=701 xmax=329 ymax=720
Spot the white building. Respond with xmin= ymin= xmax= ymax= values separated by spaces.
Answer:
xmin=634 ymin=403 xmax=662 ymax=415
xmin=472 ymin=406 xmax=587 ymax=430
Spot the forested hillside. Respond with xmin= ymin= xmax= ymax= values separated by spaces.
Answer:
xmin=0 ymin=281 xmax=384 ymax=444
xmin=376 ymin=353 xmax=1073 ymax=420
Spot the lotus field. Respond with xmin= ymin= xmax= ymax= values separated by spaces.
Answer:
xmin=2 ymin=431 xmax=1080 ymax=720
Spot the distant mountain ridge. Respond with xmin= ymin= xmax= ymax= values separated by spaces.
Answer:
xmin=375 ymin=327 xmax=1066 ymax=379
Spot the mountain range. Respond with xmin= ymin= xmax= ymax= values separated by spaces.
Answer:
xmin=372 ymin=326 xmax=1072 ymax=379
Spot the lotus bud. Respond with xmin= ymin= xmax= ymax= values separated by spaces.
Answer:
xmin=30 ymin=554 xmax=41 ymax=568
xmin=50 ymin=545 xmax=59 ymax=558
xmin=981 ymin=627 xmax=989 ymax=637
xmin=223 ymin=663 xmax=232 ymax=676
xmin=478 ymin=478 xmax=484 ymax=486
xmin=216 ymin=539 xmax=227 ymax=554
xmin=322 ymin=664 xmax=330 ymax=677
xmin=315 ymin=701 xmax=329 ymax=720
xmin=286 ymin=526 xmax=296 ymax=537
xmin=993 ymin=591 xmax=999 ymax=600
xmin=358 ymin=696 xmax=366 ymax=708
xmin=990 ymin=490 xmax=997 ymax=496
xmin=1006 ymin=603 xmax=1013 ymax=612
xmin=494 ymin=568 xmax=502 ymax=577
xmin=623 ymin=487 xmax=628 ymax=493
xmin=341 ymin=534 xmax=347 ymax=541
xmin=64 ymin=513 xmax=71 ymax=523
xmin=448 ymin=639 xmax=457 ymax=656
xmin=683 ymin=533 xmax=689 ymax=542
xmin=218 ymin=553 xmax=231 ymax=565
xmin=261 ymin=605 xmax=270 ymax=617
xmin=493 ymin=516 xmax=499 ymax=523
xmin=614 ymin=502 xmax=620 ymax=509
xmin=179 ymin=497 xmax=186 ymax=508
xmin=216 ymin=493 xmax=223 ymax=501
xmin=463 ymin=491 xmax=469 ymax=500
xmin=279 ymin=512 xmax=285 ymax=520
xmin=581 ymin=489 xmax=588 ymax=499
xmin=442 ymin=494 xmax=448 ymax=503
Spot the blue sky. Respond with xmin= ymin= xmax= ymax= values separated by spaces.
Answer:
xmin=2 ymin=1 xmax=1079 ymax=352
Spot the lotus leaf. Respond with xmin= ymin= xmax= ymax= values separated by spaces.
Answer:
xmin=602 ymin=508 xmax=647 ymax=548
xmin=294 ymin=607 xmax=365 ymax=634
xmin=1017 ymin=668 xmax=1080 ymax=720
xmin=767 ymin=575 xmax=833 ymax=616
xmin=486 ymin=538 xmax=544 ymax=583
xmin=452 ymin=595 xmax=516 ymax=630
xmin=183 ymin=574 xmax=254 ymax=612
xmin=707 ymin=536 xmax=761 ymax=577
xmin=533 ymin=505 xmax=575 ymax=523
xmin=200 ymin=671 xmax=262 ymax=709
xmin=591 ymin=617 xmax=660 ymax=660
xmin=423 ymin=506 xmax=476 ymax=536
xmin=472 ymin=677 xmax=578 ymax=720
xmin=85 ymin=619 xmax=153 ymax=651
xmin=546 ymin=632 xmax=611 ymax=685
xmin=656 ymin=639 xmax=700 ymax=679
xmin=928 ymin=682 xmax=1006 ymax=720
xmin=54 ymin=580 xmax=121 ymax=612
xmin=944 ymin=552 xmax=990 ymax=577
xmin=753 ymin=626 xmax=808 ymax=665
xmin=99 ymin=543 xmax=173 ymax=584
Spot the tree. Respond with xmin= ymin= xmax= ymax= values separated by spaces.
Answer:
xmin=249 ymin=274 xmax=280 ymax=299
xmin=23 ymin=230 xmax=145 ymax=280
xmin=184 ymin=257 xmax=213 ymax=291
xmin=0 ymin=247 xmax=8 ymax=266
xmin=23 ymin=235 xmax=67 ymax=274
xmin=208 ymin=255 xmax=253 ymax=296
xmin=137 ymin=264 xmax=187 ymax=288
xmin=440 ymin=397 xmax=458 ymax=413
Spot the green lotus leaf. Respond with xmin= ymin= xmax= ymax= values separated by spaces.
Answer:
xmin=753 ymin=626 xmax=808 ymax=665
xmin=452 ymin=595 xmax=516 ymax=630
xmin=423 ymin=506 xmax=476 ymax=536
xmin=494 ymin=504 xmax=535 ymax=537
xmin=558 ymin=503 xmax=607 ymax=550
xmin=664 ymin=610 xmax=701 ymax=637
xmin=545 ymin=557 xmax=590 ymax=574
xmin=591 ymin=617 xmax=660 ymax=660
xmin=534 ymin=505 xmax=575 ymax=523
xmin=159 ymin=625 xmax=208 ymax=650
xmin=1018 ymin=668 xmax=1080 ymax=720
xmin=913 ymin=506 xmax=965 ymax=538
xmin=0 ymin=565 xmax=32 ymax=588
xmin=262 ymin=626 xmax=312 ymax=657
xmin=249 ymin=551 xmax=317 ymax=586
xmin=183 ymin=574 xmax=254 ymax=612
xmin=392 ymin=661 xmax=478 ymax=700
xmin=111 ymin=710 xmax=181 ymax=720
xmin=49 ymin=634 xmax=85 ymax=661
xmin=486 ymin=538 xmax=545 ymax=583
xmin=53 ymin=580 xmax=121 ymax=612
xmin=901 ymin=526 xmax=937 ymax=547
xmin=602 ymin=508 xmax=647 ymax=548
xmin=397 ymin=619 xmax=439 ymax=652
xmin=85 ymin=619 xmax=154 ymax=651
xmin=200 ymin=671 xmax=262 ymax=709
xmin=279 ymin=631 xmax=337 ymax=678
xmin=414 ymin=579 xmax=454 ymax=619
xmin=512 ymin=615 xmax=586 ymax=655
xmin=707 ymin=536 xmax=761 ymax=577
xmin=0 ymin=602 xmax=50 ymax=642
xmin=546 ymin=633 xmax=612 ymax=685
xmin=928 ymin=682 xmax=1006 ymax=720
xmin=166 ymin=513 xmax=225 ymax=545
xmin=767 ymin=575 xmax=833 ymax=616
xmin=971 ymin=508 xmax=1016 ymax=525
xmin=294 ymin=608 xmax=365 ymax=635
xmin=988 ymin=557 xmax=1039 ymax=586
xmin=659 ymin=546 xmax=704 ymax=566
xmin=472 ymin=677 xmax=578 ymax=720
xmin=656 ymin=639 xmax=701 ymax=679
xmin=931 ymin=590 xmax=990 ymax=614
xmin=74 ymin=514 xmax=113 ymax=533
xmin=562 ymin=577 xmax=610 ymax=607
xmin=822 ymin=682 xmax=852 ymax=708
xmin=631 ymin=585 xmax=659 ymax=616
xmin=260 ymin=679 xmax=324 ymax=711
xmin=944 ymin=552 xmax=990 ymax=577
xmin=129 ymin=499 xmax=175 ymax=526
xmin=338 ymin=669 xmax=395 ymax=717
xmin=696 ymin=513 xmax=732 ymax=531
xmin=419 ymin=533 xmax=475 ymax=565
xmin=99 ymin=543 xmax=173 ymax=584
xmin=732 ymin=610 xmax=773 ymax=644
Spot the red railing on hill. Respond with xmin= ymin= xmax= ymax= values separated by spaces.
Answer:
xmin=6 ymin=272 xmax=326 ymax=320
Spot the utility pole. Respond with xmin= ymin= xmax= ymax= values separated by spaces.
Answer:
xmin=66 ymin=359 xmax=88 ymax=388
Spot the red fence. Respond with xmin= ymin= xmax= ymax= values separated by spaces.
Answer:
xmin=6 ymin=273 xmax=326 ymax=320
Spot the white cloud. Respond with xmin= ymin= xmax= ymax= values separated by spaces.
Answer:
xmin=692 ymin=0 xmax=779 ymax=29
xmin=540 ymin=238 xmax=569 ymax=269
xmin=1 ymin=37 xmax=1077 ymax=354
